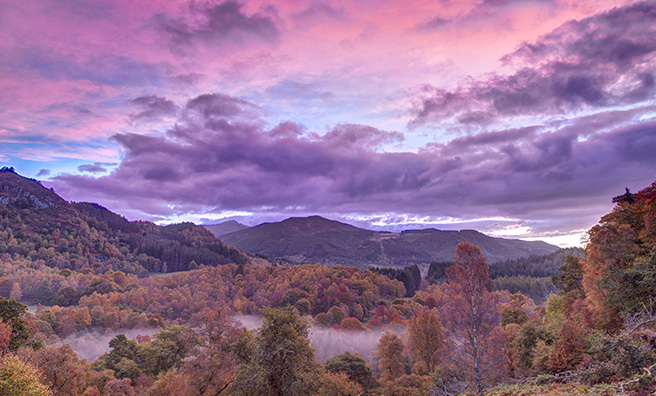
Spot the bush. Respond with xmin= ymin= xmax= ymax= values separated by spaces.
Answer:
xmin=581 ymin=333 xmax=655 ymax=384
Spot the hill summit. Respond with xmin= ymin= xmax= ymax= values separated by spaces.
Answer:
xmin=219 ymin=215 xmax=559 ymax=268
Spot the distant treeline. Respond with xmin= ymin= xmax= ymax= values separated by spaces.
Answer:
xmin=370 ymin=264 xmax=422 ymax=297
xmin=423 ymin=247 xmax=583 ymax=303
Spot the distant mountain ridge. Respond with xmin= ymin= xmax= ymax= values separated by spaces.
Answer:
xmin=204 ymin=220 xmax=250 ymax=237
xmin=219 ymin=215 xmax=559 ymax=268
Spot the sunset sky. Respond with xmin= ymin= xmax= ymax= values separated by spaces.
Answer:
xmin=2 ymin=0 xmax=655 ymax=246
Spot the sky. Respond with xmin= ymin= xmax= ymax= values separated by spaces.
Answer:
xmin=2 ymin=0 xmax=656 ymax=247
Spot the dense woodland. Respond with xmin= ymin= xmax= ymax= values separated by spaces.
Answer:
xmin=426 ymin=248 xmax=584 ymax=303
xmin=2 ymin=169 xmax=656 ymax=395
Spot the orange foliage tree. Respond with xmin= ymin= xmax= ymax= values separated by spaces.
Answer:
xmin=406 ymin=307 xmax=446 ymax=374
xmin=445 ymin=242 xmax=498 ymax=396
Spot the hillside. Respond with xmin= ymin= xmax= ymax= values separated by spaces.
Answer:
xmin=204 ymin=220 xmax=250 ymax=237
xmin=220 ymin=215 xmax=559 ymax=267
xmin=0 ymin=169 xmax=257 ymax=282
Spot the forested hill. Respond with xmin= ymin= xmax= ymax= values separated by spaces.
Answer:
xmin=219 ymin=215 xmax=559 ymax=268
xmin=0 ymin=169 xmax=256 ymax=277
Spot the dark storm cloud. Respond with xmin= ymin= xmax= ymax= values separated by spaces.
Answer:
xmin=411 ymin=1 xmax=656 ymax=127
xmin=155 ymin=0 xmax=280 ymax=53
xmin=51 ymin=92 xmax=656 ymax=229
xmin=130 ymin=95 xmax=178 ymax=120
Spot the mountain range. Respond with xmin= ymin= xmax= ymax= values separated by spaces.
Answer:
xmin=1 ymin=168 xmax=558 ymax=273
xmin=211 ymin=216 xmax=559 ymax=268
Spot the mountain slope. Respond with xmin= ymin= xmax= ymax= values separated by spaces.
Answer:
xmin=0 ymin=169 xmax=258 ymax=275
xmin=220 ymin=216 xmax=559 ymax=267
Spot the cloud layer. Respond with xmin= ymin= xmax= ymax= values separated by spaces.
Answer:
xmin=52 ymin=90 xmax=656 ymax=239
xmin=3 ymin=0 xmax=655 ymax=245
xmin=411 ymin=1 xmax=656 ymax=129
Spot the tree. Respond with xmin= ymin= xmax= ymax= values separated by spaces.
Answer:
xmin=103 ymin=334 xmax=138 ymax=371
xmin=324 ymin=352 xmax=373 ymax=392
xmin=0 ymin=354 xmax=52 ymax=396
xmin=316 ymin=372 xmax=363 ymax=396
xmin=139 ymin=325 xmax=196 ymax=377
xmin=183 ymin=311 xmax=244 ymax=396
xmin=233 ymin=307 xmax=320 ymax=396
xmin=445 ymin=242 xmax=497 ymax=396
xmin=384 ymin=374 xmax=432 ymax=396
xmin=377 ymin=332 xmax=405 ymax=383
xmin=20 ymin=345 xmax=87 ymax=396
xmin=143 ymin=370 xmax=189 ymax=396
xmin=547 ymin=320 xmax=587 ymax=372
xmin=0 ymin=319 xmax=11 ymax=354
xmin=406 ymin=308 xmax=446 ymax=374
xmin=500 ymin=294 xmax=529 ymax=327
xmin=0 ymin=297 xmax=33 ymax=351
xmin=103 ymin=378 xmax=136 ymax=396
xmin=552 ymin=255 xmax=583 ymax=295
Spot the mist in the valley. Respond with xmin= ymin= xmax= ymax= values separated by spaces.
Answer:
xmin=56 ymin=315 xmax=398 ymax=364
xmin=51 ymin=328 xmax=159 ymax=362
xmin=234 ymin=315 xmax=399 ymax=363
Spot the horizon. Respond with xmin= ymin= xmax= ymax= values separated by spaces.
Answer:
xmin=2 ymin=0 xmax=656 ymax=248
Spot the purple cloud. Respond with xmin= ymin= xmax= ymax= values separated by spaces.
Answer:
xmin=292 ymin=3 xmax=345 ymax=26
xmin=50 ymin=91 xmax=656 ymax=236
xmin=413 ymin=16 xmax=450 ymax=31
xmin=130 ymin=95 xmax=178 ymax=120
xmin=37 ymin=169 xmax=50 ymax=176
xmin=78 ymin=163 xmax=108 ymax=173
xmin=410 ymin=1 xmax=656 ymax=128
xmin=155 ymin=0 xmax=280 ymax=54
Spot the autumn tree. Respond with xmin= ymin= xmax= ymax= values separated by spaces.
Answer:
xmin=377 ymin=332 xmax=405 ymax=383
xmin=0 ymin=354 xmax=52 ymax=396
xmin=406 ymin=308 xmax=446 ymax=374
xmin=445 ymin=242 xmax=497 ymax=396
xmin=582 ymin=182 xmax=656 ymax=331
xmin=183 ymin=310 xmax=245 ymax=396
xmin=0 ymin=319 xmax=11 ymax=354
xmin=103 ymin=378 xmax=136 ymax=396
xmin=19 ymin=345 xmax=87 ymax=396
xmin=383 ymin=374 xmax=433 ymax=396
xmin=500 ymin=323 xmax=521 ymax=378
xmin=500 ymin=294 xmax=529 ymax=327
xmin=316 ymin=372 xmax=363 ymax=396
xmin=547 ymin=320 xmax=588 ymax=372
xmin=144 ymin=370 xmax=189 ymax=396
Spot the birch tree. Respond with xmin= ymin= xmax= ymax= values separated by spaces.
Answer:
xmin=445 ymin=242 xmax=497 ymax=396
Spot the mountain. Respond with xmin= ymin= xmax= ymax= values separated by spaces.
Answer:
xmin=204 ymin=220 xmax=250 ymax=237
xmin=220 ymin=215 xmax=559 ymax=268
xmin=0 ymin=169 xmax=259 ymax=276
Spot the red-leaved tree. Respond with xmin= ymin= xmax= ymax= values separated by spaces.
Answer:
xmin=445 ymin=242 xmax=498 ymax=396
